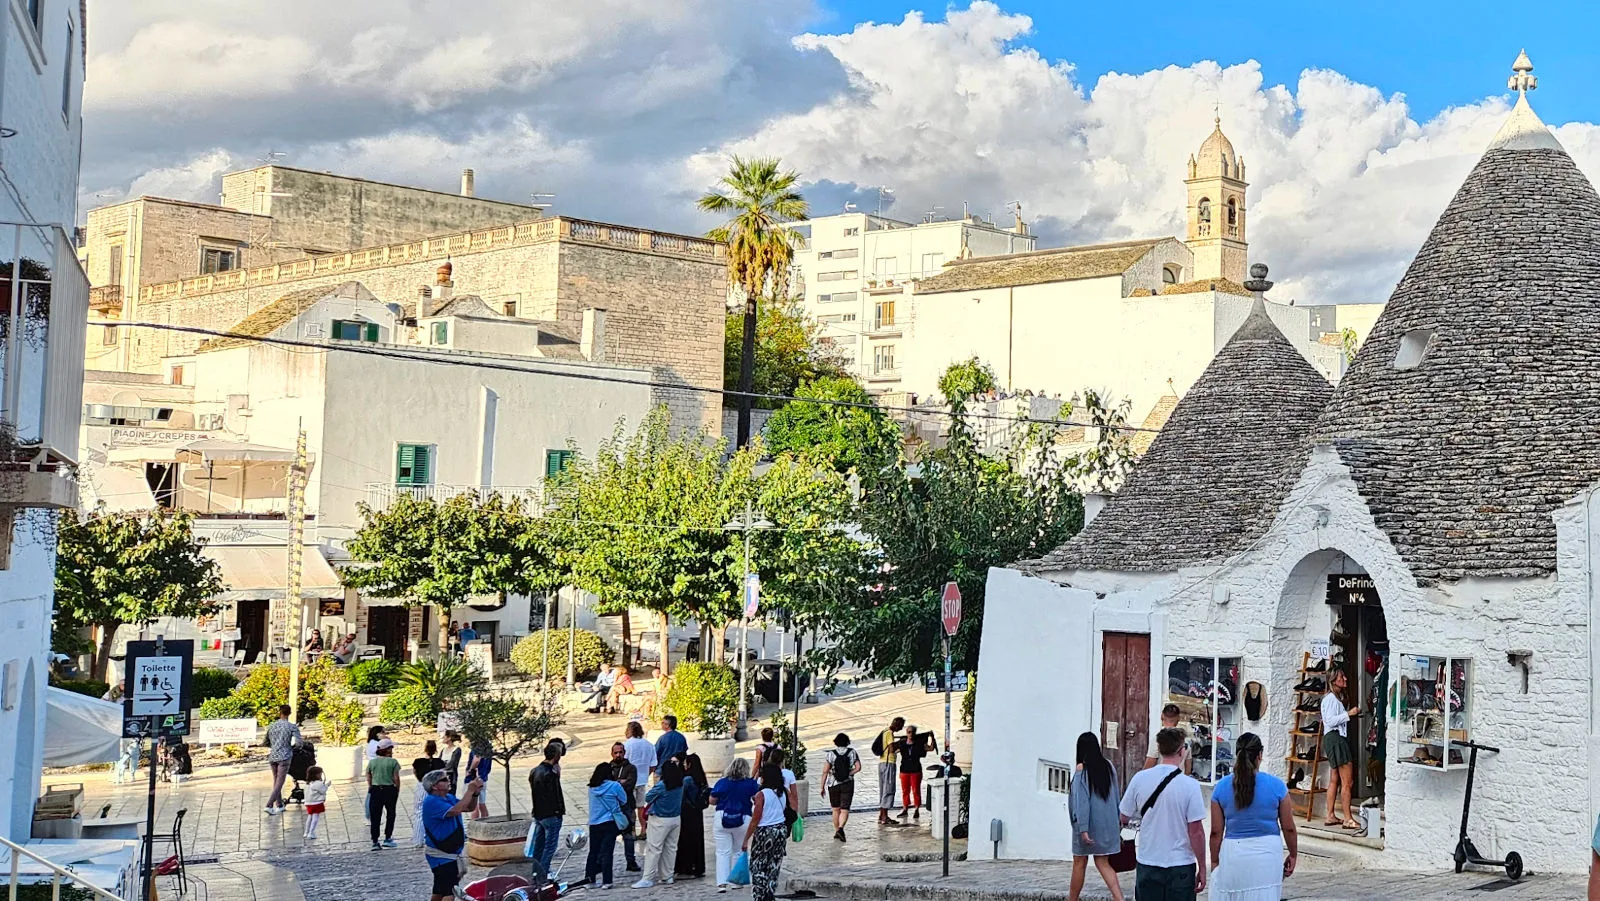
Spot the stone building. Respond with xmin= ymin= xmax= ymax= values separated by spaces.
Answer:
xmin=972 ymin=55 xmax=1600 ymax=875
xmin=83 ymin=165 xmax=540 ymax=371
xmin=114 ymin=216 xmax=728 ymax=433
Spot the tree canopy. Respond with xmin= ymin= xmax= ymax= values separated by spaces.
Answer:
xmin=54 ymin=508 xmax=227 ymax=680
xmin=697 ymin=155 xmax=809 ymax=302
xmin=722 ymin=298 xmax=849 ymax=409
xmin=763 ymin=376 xmax=900 ymax=474
xmin=938 ymin=357 xmax=999 ymax=403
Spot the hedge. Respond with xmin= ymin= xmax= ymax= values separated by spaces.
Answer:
xmin=510 ymin=629 xmax=612 ymax=680
xmin=662 ymin=662 xmax=739 ymax=737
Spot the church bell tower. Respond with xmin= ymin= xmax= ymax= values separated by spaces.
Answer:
xmin=1185 ymin=117 xmax=1249 ymax=284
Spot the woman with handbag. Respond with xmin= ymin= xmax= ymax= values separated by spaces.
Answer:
xmin=586 ymin=763 xmax=631 ymax=889
xmin=1069 ymin=733 xmax=1125 ymax=901
xmin=741 ymin=764 xmax=791 ymax=901
xmin=710 ymin=757 xmax=760 ymax=890
xmin=1208 ymin=732 xmax=1297 ymax=901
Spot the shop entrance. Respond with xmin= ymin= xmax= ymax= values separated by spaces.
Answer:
xmin=236 ymin=600 xmax=268 ymax=664
xmin=1328 ymin=574 xmax=1387 ymax=802
xmin=368 ymin=607 xmax=410 ymax=661
xmin=1099 ymin=632 xmax=1150 ymax=782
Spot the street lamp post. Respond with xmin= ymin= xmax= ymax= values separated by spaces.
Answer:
xmin=725 ymin=499 xmax=772 ymax=741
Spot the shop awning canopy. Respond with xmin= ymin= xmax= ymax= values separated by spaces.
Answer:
xmin=176 ymin=440 xmax=298 ymax=464
xmin=81 ymin=466 xmax=156 ymax=512
xmin=205 ymin=545 xmax=345 ymax=602
xmin=44 ymin=688 xmax=122 ymax=766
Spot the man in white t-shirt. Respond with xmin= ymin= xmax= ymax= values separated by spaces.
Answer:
xmin=1120 ymin=727 xmax=1207 ymax=898
xmin=623 ymin=721 xmax=658 ymax=834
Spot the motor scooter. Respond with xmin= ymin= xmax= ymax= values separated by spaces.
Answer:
xmin=458 ymin=828 xmax=589 ymax=901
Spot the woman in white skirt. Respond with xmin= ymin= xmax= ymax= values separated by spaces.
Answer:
xmin=1208 ymin=733 xmax=1298 ymax=901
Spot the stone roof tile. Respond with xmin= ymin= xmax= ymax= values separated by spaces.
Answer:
xmin=914 ymin=239 xmax=1164 ymax=294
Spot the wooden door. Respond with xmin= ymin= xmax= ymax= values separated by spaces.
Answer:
xmin=237 ymin=601 xmax=268 ymax=664
xmin=1101 ymin=632 xmax=1152 ymax=784
xmin=368 ymin=608 xmax=409 ymax=662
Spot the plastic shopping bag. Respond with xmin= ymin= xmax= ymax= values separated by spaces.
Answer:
xmin=791 ymin=817 xmax=804 ymax=843
xmin=729 ymin=851 xmax=751 ymax=885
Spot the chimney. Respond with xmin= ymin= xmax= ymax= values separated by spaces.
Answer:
xmin=581 ymin=308 xmax=607 ymax=362
xmin=460 ymin=169 xmax=475 ymax=197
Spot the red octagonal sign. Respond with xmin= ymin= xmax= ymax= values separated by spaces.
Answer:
xmin=941 ymin=581 xmax=962 ymax=637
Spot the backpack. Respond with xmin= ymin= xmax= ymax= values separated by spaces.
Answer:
xmin=827 ymin=748 xmax=857 ymax=784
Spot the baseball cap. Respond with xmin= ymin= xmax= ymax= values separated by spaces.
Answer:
xmin=377 ymin=738 xmax=395 ymax=750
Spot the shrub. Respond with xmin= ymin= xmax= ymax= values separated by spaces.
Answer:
xmin=379 ymin=684 xmax=436 ymax=729
xmin=233 ymin=657 xmax=341 ymax=725
xmin=509 ymin=629 xmax=612 ymax=680
xmin=347 ymin=658 xmax=401 ymax=694
xmin=197 ymin=695 xmax=252 ymax=720
xmin=961 ymin=673 xmax=977 ymax=730
xmin=192 ymin=667 xmax=240 ymax=706
xmin=769 ymin=709 xmax=807 ymax=781
xmin=399 ymin=655 xmax=487 ymax=712
xmin=662 ymin=662 xmax=739 ymax=738
xmin=317 ymin=692 xmax=366 ymax=746
xmin=50 ymin=677 xmax=109 ymax=699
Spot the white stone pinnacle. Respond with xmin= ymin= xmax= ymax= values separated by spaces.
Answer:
xmin=1489 ymin=51 xmax=1560 ymax=152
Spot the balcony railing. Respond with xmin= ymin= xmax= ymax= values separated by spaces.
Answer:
xmin=2 ymin=834 xmax=125 ymax=900
xmin=364 ymin=482 xmax=539 ymax=511
xmin=89 ymin=284 xmax=122 ymax=313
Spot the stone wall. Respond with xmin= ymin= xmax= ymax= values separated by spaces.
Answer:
xmin=132 ymin=227 xmax=726 ymax=433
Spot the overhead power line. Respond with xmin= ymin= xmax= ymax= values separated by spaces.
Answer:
xmin=112 ymin=320 xmax=1160 ymax=434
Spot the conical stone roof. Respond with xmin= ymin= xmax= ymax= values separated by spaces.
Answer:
xmin=1034 ymin=292 xmax=1333 ymax=572
xmin=1315 ymin=93 xmax=1600 ymax=584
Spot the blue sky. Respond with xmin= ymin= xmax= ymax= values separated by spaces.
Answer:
xmin=815 ymin=0 xmax=1600 ymax=124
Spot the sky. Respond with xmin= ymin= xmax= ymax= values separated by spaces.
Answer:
xmin=80 ymin=0 xmax=1600 ymax=306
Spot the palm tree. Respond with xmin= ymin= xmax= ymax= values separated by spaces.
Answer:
xmin=697 ymin=156 xmax=808 ymax=448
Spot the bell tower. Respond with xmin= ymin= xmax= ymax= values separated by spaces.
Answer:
xmin=1184 ymin=116 xmax=1249 ymax=284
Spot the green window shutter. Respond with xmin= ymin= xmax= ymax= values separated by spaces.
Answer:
xmin=396 ymin=444 xmax=415 ymax=485
xmin=544 ymin=450 xmax=563 ymax=478
xmin=364 ymin=322 xmax=378 ymax=342
xmin=432 ymin=321 xmax=448 ymax=344
xmin=412 ymin=445 xmax=432 ymax=485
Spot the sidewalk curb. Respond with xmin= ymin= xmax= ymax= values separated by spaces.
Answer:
xmin=786 ymin=875 xmax=1074 ymax=901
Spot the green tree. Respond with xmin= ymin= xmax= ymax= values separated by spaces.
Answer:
xmin=763 ymin=376 xmax=899 ymax=474
xmin=455 ymin=689 xmax=562 ymax=814
xmin=54 ymin=509 xmax=227 ymax=680
xmin=721 ymin=298 xmax=848 ymax=410
xmin=937 ymin=357 xmax=998 ymax=403
xmin=698 ymin=156 xmax=809 ymax=447
xmin=343 ymin=493 xmax=560 ymax=640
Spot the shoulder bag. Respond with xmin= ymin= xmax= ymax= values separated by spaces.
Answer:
xmin=1108 ymin=768 xmax=1181 ymax=874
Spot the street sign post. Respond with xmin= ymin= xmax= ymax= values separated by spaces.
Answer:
xmin=122 ymin=637 xmax=193 ymax=901
xmin=939 ymin=581 xmax=961 ymax=878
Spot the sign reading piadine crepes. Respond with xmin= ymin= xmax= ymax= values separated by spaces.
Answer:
xmin=1326 ymin=574 xmax=1380 ymax=606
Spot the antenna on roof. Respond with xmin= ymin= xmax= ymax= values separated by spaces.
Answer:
xmin=529 ymin=192 xmax=555 ymax=211
xmin=876 ymin=186 xmax=894 ymax=216
xmin=922 ymin=205 xmax=944 ymax=224
xmin=258 ymin=150 xmax=287 ymax=164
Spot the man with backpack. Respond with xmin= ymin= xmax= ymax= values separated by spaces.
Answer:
xmin=421 ymin=769 xmax=484 ymax=901
xmin=821 ymin=733 xmax=862 ymax=842
xmin=1119 ymin=727 xmax=1208 ymax=899
xmin=871 ymin=717 xmax=905 ymax=826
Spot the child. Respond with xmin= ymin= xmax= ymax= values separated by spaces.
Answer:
xmin=303 ymin=767 xmax=330 ymax=840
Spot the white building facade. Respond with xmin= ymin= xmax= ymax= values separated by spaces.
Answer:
xmin=971 ymin=59 xmax=1600 ymax=876
xmin=792 ymin=212 xmax=1034 ymax=391
xmin=0 ymin=0 xmax=88 ymax=843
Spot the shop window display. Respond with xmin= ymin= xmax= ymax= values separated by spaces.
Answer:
xmin=1394 ymin=655 xmax=1471 ymax=770
xmin=1164 ymin=655 xmax=1241 ymax=783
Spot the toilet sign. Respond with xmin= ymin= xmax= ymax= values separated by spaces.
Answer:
xmin=940 ymin=582 xmax=962 ymax=636
xmin=122 ymin=639 xmax=194 ymax=736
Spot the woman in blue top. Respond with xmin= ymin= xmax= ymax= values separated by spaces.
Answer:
xmin=1067 ymin=732 xmax=1123 ymax=901
xmin=586 ymin=763 xmax=631 ymax=888
xmin=1208 ymin=732 xmax=1298 ymax=901
xmin=709 ymin=757 xmax=760 ymax=890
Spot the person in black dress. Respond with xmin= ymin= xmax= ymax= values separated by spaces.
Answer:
xmin=675 ymin=753 xmax=710 ymax=878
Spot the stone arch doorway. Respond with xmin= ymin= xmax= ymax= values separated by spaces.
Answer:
xmin=1272 ymin=548 xmax=1390 ymax=822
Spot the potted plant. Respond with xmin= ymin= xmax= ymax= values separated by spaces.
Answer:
xmin=951 ymin=673 xmax=976 ymax=768
xmin=456 ymin=688 xmax=562 ymax=866
xmin=316 ymin=689 xmax=367 ymax=781
xmin=769 ymin=709 xmax=809 ymax=817
xmin=663 ymin=662 xmax=739 ymax=773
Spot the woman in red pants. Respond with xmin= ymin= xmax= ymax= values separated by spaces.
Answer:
xmin=894 ymin=724 xmax=936 ymax=821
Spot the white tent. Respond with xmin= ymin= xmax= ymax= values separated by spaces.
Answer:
xmin=44 ymin=688 xmax=122 ymax=766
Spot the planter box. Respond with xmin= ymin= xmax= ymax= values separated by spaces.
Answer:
xmin=793 ymin=778 xmax=809 ymax=818
xmin=320 ymin=745 xmax=365 ymax=782
xmin=467 ymin=815 xmax=532 ymax=867
xmin=951 ymin=729 xmax=974 ymax=769
xmin=694 ymin=737 xmax=737 ymax=775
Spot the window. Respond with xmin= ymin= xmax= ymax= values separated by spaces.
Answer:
xmin=874 ymin=300 xmax=896 ymax=329
xmin=168 ymin=365 xmax=184 ymax=386
xmin=843 ymin=227 xmax=860 ymax=237
xmin=875 ymin=256 xmax=897 ymax=277
xmin=1394 ymin=329 xmax=1435 ymax=370
xmin=502 ymin=300 xmax=518 ymax=316
xmin=817 ymin=270 xmax=859 ymax=282
xmin=818 ymin=291 xmax=857 ymax=304
xmin=1226 ymin=198 xmax=1238 ymax=226
xmin=544 ymin=449 xmax=574 ymax=478
xmin=818 ymin=248 xmax=858 ymax=260
xmin=25 ymin=0 xmax=41 ymax=32
xmin=1162 ymin=264 xmax=1181 ymax=285
xmin=1197 ymin=198 xmax=1212 ymax=222
xmin=1042 ymin=761 xmax=1071 ymax=794
xmin=201 ymin=247 xmax=237 ymax=274
xmin=818 ymin=313 xmax=856 ymax=326
xmin=60 ymin=20 xmax=73 ymax=118
xmin=919 ymin=253 xmax=945 ymax=275
xmin=873 ymin=344 xmax=896 ymax=374
xmin=1163 ymin=655 xmax=1241 ymax=784
xmin=107 ymin=244 xmax=122 ymax=285
xmin=431 ymin=321 xmax=449 ymax=345
xmin=395 ymin=444 xmax=433 ymax=486
xmin=101 ymin=324 xmax=116 ymax=346
xmin=332 ymin=320 xmax=379 ymax=343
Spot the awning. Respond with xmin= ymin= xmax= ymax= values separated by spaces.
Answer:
xmin=204 ymin=545 xmax=345 ymax=602
xmin=81 ymin=466 xmax=155 ymax=512
xmin=44 ymin=688 xmax=122 ymax=766
xmin=176 ymin=440 xmax=297 ymax=464
xmin=105 ymin=445 xmax=183 ymax=464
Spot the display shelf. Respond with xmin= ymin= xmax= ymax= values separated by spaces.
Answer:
xmin=1164 ymin=654 xmax=1241 ymax=784
xmin=1393 ymin=654 xmax=1471 ymax=771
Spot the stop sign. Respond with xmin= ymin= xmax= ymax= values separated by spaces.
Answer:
xmin=941 ymin=581 xmax=962 ymax=636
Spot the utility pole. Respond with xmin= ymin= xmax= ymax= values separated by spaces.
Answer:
xmin=724 ymin=500 xmax=771 ymax=740
xmin=541 ymin=590 xmax=553 ymax=682
xmin=285 ymin=425 xmax=309 ymax=719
